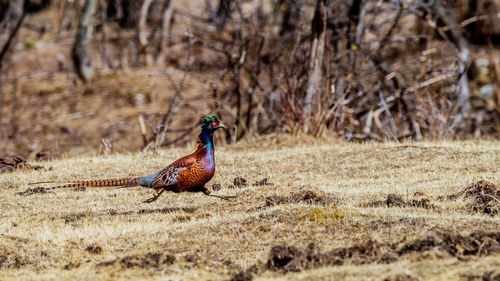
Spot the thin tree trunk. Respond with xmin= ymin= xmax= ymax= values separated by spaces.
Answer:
xmin=279 ymin=0 xmax=301 ymax=35
xmin=349 ymin=0 xmax=363 ymax=72
xmin=57 ymin=0 xmax=73 ymax=35
xmin=0 ymin=70 xmax=3 ymax=151
xmin=214 ymin=0 xmax=231 ymax=31
xmin=0 ymin=0 xmax=25 ymax=68
xmin=72 ymin=0 xmax=98 ymax=83
xmin=98 ymin=0 xmax=109 ymax=69
xmin=137 ymin=0 xmax=154 ymax=66
xmin=156 ymin=0 xmax=173 ymax=66
xmin=303 ymin=0 xmax=327 ymax=134
xmin=120 ymin=0 xmax=142 ymax=28
xmin=433 ymin=0 xmax=471 ymax=119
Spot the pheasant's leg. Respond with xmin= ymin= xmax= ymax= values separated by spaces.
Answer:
xmin=202 ymin=187 xmax=236 ymax=201
xmin=143 ymin=189 xmax=165 ymax=203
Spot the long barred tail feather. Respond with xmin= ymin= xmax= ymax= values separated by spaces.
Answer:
xmin=44 ymin=177 xmax=141 ymax=191
xmin=17 ymin=177 xmax=144 ymax=196
xmin=28 ymin=180 xmax=59 ymax=185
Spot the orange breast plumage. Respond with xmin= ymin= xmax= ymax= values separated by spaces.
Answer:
xmin=176 ymin=164 xmax=215 ymax=192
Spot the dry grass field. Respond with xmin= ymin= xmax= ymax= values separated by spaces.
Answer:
xmin=1 ymin=137 xmax=500 ymax=280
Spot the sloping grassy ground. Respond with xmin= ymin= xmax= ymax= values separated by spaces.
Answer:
xmin=1 ymin=138 xmax=499 ymax=280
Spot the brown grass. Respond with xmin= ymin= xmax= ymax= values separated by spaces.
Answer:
xmin=1 ymin=139 xmax=500 ymax=280
xmin=1 ymin=68 xmax=214 ymax=157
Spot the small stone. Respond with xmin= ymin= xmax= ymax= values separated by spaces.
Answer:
xmin=212 ymin=183 xmax=221 ymax=191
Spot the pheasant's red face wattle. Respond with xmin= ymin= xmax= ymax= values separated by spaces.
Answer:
xmin=210 ymin=121 xmax=219 ymax=129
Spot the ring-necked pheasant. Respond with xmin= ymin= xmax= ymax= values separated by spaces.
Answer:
xmin=29 ymin=115 xmax=233 ymax=203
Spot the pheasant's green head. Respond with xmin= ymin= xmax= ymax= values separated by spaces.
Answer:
xmin=201 ymin=115 xmax=226 ymax=131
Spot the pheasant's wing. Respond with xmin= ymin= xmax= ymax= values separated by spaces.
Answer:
xmin=149 ymin=157 xmax=196 ymax=189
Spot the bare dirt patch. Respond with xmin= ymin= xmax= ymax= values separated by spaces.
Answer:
xmin=398 ymin=231 xmax=500 ymax=258
xmin=86 ymin=244 xmax=103 ymax=255
xmin=0 ymin=252 xmax=28 ymax=269
xmin=265 ymin=190 xmax=337 ymax=206
xmin=183 ymin=254 xmax=198 ymax=264
xmin=62 ymin=207 xmax=197 ymax=224
xmin=383 ymin=273 xmax=419 ymax=281
xmin=63 ymin=213 xmax=88 ymax=224
xmin=230 ymin=265 xmax=258 ymax=281
xmin=367 ymin=193 xmax=436 ymax=209
xmin=266 ymin=241 xmax=396 ymax=273
xmin=231 ymin=230 xmax=500 ymax=279
xmin=233 ymin=177 xmax=248 ymax=188
xmin=63 ymin=261 xmax=81 ymax=270
xmin=463 ymin=271 xmax=500 ymax=281
xmin=137 ymin=206 xmax=198 ymax=215
xmin=253 ymin=178 xmax=273 ymax=187
xmin=15 ymin=187 xmax=51 ymax=196
xmin=97 ymin=252 xmax=176 ymax=269
xmin=0 ymin=156 xmax=43 ymax=173
xmin=450 ymin=180 xmax=500 ymax=215
xmin=228 ymin=177 xmax=274 ymax=189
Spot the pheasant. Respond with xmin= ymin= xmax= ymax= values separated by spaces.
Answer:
xmin=28 ymin=115 xmax=233 ymax=203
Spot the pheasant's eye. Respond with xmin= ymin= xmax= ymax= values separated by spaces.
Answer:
xmin=210 ymin=121 xmax=219 ymax=128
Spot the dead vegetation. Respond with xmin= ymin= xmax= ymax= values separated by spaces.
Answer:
xmin=450 ymin=180 xmax=500 ymax=215
xmin=0 ymin=141 xmax=499 ymax=280
xmin=1 ymin=1 xmax=500 ymax=279
xmin=1 ymin=1 xmax=500 ymax=158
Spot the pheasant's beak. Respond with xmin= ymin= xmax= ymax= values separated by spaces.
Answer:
xmin=217 ymin=122 xmax=227 ymax=129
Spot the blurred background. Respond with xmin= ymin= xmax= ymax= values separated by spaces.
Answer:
xmin=0 ymin=0 xmax=499 ymax=159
